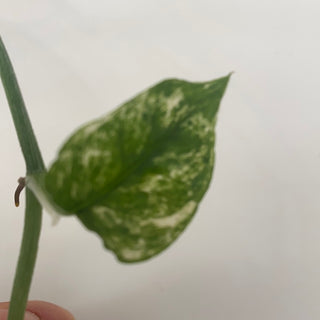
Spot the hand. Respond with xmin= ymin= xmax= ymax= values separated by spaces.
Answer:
xmin=0 ymin=301 xmax=74 ymax=320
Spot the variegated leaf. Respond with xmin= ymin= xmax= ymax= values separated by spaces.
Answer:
xmin=41 ymin=75 xmax=230 ymax=262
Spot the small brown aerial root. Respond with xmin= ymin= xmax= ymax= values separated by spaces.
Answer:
xmin=14 ymin=177 xmax=26 ymax=207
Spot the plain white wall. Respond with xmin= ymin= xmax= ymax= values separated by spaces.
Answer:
xmin=0 ymin=1 xmax=320 ymax=319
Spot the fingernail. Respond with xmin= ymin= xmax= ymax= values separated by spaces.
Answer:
xmin=0 ymin=309 xmax=40 ymax=320
xmin=25 ymin=311 xmax=40 ymax=320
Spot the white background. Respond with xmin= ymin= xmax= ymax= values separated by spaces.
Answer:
xmin=0 ymin=1 xmax=320 ymax=319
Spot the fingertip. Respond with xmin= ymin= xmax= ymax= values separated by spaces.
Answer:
xmin=26 ymin=301 xmax=74 ymax=320
xmin=0 ymin=302 xmax=10 ymax=310
xmin=0 ymin=301 xmax=74 ymax=320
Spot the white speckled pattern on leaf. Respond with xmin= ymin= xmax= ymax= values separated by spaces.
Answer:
xmin=43 ymin=75 xmax=231 ymax=262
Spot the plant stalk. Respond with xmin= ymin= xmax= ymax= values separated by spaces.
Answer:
xmin=0 ymin=36 xmax=45 ymax=320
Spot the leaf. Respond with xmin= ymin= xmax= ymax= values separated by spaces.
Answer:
xmin=40 ymin=74 xmax=231 ymax=262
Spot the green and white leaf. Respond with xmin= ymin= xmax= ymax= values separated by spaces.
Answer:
xmin=32 ymin=75 xmax=230 ymax=262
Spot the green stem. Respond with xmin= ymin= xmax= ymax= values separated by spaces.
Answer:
xmin=0 ymin=37 xmax=45 ymax=173
xmin=7 ymin=190 xmax=42 ymax=320
xmin=0 ymin=36 xmax=45 ymax=320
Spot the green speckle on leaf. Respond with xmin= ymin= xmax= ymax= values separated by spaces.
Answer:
xmin=40 ymin=74 xmax=231 ymax=262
